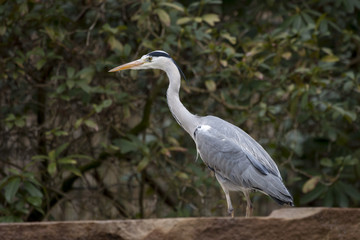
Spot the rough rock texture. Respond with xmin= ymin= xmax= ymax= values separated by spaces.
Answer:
xmin=0 ymin=208 xmax=359 ymax=240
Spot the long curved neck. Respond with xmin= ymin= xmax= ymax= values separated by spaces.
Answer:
xmin=163 ymin=61 xmax=198 ymax=137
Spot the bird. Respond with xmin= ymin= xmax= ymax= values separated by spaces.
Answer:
xmin=109 ymin=50 xmax=294 ymax=217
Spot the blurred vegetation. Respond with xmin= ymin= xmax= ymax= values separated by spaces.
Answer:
xmin=0 ymin=0 xmax=359 ymax=222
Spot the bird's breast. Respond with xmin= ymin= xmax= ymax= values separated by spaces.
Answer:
xmin=193 ymin=124 xmax=211 ymax=138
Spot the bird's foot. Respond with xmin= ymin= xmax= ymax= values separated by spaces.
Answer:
xmin=245 ymin=204 xmax=253 ymax=218
xmin=228 ymin=208 xmax=234 ymax=218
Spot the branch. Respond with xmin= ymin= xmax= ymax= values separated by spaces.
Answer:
xmin=129 ymin=79 xmax=166 ymax=135
xmin=143 ymin=167 xmax=178 ymax=212
xmin=186 ymin=85 xmax=249 ymax=111
xmin=27 ymin=160 xmax=102 ymax=221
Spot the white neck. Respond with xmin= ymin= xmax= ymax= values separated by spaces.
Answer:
xmin=163 ymin=61 xmax=198 ymax=137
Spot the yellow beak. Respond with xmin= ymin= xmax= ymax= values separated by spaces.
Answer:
xmin=108 ymin=59 xmax=144 ymax=72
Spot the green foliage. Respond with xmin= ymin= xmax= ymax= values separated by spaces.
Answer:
xmin=0 ymin=169 xmax=44 ymax=222
xmin=0 ymin=0 xmax=359 ymax=221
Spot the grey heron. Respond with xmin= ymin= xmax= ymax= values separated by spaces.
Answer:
xmin=109 ymin=50 xmax=294 ymax=217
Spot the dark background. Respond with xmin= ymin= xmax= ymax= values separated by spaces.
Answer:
xmin=0 ymin=0 xmax=359 ymax=221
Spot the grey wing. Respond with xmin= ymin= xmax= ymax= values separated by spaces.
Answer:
xmin=202 ymin=116 xmax=281 ymax=178
xmin=194 ymin=124 xmax=293 ymax=205
xmin=194 ymin=125 xmax=268 ymax=187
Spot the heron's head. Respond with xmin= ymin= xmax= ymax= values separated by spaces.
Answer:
xmin=109 ymin=50 xmax=172 ymax=72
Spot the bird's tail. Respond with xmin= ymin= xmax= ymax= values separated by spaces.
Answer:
xmin=270 ymin=193 xmax=294 ymax=206
xmin=243 ymin=169 xmax=294 ymax=206
xmin=262 ymin=174 xmax=294 ymax=206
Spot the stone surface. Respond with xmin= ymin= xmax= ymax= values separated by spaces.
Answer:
xmin=0 ymin=208 xmax=359 ymax=240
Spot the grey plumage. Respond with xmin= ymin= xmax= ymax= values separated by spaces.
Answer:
xmin=109 ymin=50 xmax=294 ymax=217
xmin=194 ymin=117 xmax=293 ymax=206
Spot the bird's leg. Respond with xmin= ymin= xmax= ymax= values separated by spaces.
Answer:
xmin=244 ymin=190 xmax=253 ymax=218
xmin=215 ymin=174 xmax=234 ymax=217
xmin=224 ymin=189 xmax=234 ymax=217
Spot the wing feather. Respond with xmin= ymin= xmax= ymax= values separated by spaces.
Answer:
xmin=194 ymin=125 xmax=268 ymax=185
xmin=200 ymin=116 xmax=281 ymax=178
xmin=194 ymin=123 xmax=293 ymax=204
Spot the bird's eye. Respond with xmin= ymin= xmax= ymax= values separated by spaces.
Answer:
xmin=147 ymin=57 xmax=153 ymax=62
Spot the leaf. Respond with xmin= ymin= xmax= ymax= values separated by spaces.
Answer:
xmin=292 ymin=15 xmax=303 ymax=29
xmin=63 ymin=165 xmax=82 ymax=177
xmin=75 ymin=118 xmax=83 ymax=129
xmin=77 ymin=81 xmax=93 ymax=93
xmin=35 ymin=58 xmax=46 ymax=70
xmin=102 ymin=99 xmax=113 ymax=108
xmin=334 ymin=183 xmax=349 ymax=207
xmin=194 ymin=17 xmax=202 ymax=23
xmin=118 ymin=139 xmax=138 ymax=154
xmin=0 ymin=25 xmax=6 ymax=36
xmin=24 ymin=182 xmax=43 ymax=198
xmin=321 ymin=47 xmax=333 ymax=55
xmin=220 ymin=59 xmax=227 ymax=67
xmin=301 ymin=12 xmax=314 ymax=25
xmin=323 ymin=187 xmax=334 ymax=207
xmin=0 ymin=216 xmax=23 ymax=222
xmin=123 ymin=44 xmax=132 ymax=56
xmin=48 ymin=150 xmax=56 ymax=162
xmin=84 ymin=119 xmax=99 ymax=131
xmin=321 ymin=55 xmax=339 ymax=63
xmin=155 ymin=9 xmax=171 ymax=26
xmin=141 ymin=40 xmax=155 ymax=50
xmin=343 ymin=81 xmax=354 ymax=92
xmin=54 ymin=130 xmax=69 ymax=137
xmin=343 ymin=111 xmax=357 ymax=122
xmin=254 ymin=71 xmax=264 ymax=80
xmin=281 ymin=52 xmax=292 ymax=60
xmin=58 ymin=157 xmax=77 ymax=165
xmin=302 ymin=176 xmax=321 ymax=193
xmin=4 ymin=177 xmax=21 ymax=203
xmin=331 ymin=105 xmax=357 ymax=122
xmin=168 ymin=146 xmax=188 ymax=152
xmin=93 ymin=99 xmax=112 ymax=113
xmin=202 ymin=14 xmax=220 ymax=26
xmin=78 ymin=67 xmax=95 ymax=82
xmin=320 ymin=158 xmax=333 ymax=167
xmin=0 ymin=176 xmax=9 ymax=189
xmin=337 ymin=181 xmax=360 ymax=201
xmin=44 ymin=25 xmax=56 ymax=40
xmin=66 ymin=79 xmax=75 ymax=89
xmin=160 ymin=148 xmax=171 ymax=157
xmin=56 ymin=83 xmax=66 ymax=94
xmin=67 ymin=67 xmax=75 ymax=78
xmin=327 ymin=128 xmax=337 ymax=141
xmin=137 ymin=157 xmax=150 ymax=172
xmin=102 ymin=23 xmax=118 ymax=34
xmin=345 ymin=71 xmax=355 ymax=79
xmin=176 ymin=172 xmax=189 ymax=180
xmin=108 ymin=36 xmax=123 ymax=51
xmin=27 ymin=47 xmax=45 ymax=58
xmin=221 ymin=32 xmax=236 ymax=44
xmin=177 ymin=17 xmax=191 ymax=25
xmin=68 ymin=154 xmax=93 ymax=160
xmin=295 ymin=67 xmax=310 ymax=73
xmin=55 ymin=143 xmax=69 ymax=158
xmin=5 ymin=113 xmax=16 ymax=121
xmin=13 ymin=117 xmax=25 ymax=128
xmin=300 ymin=184 xmax=326 ymax=204
xmin=47 ymin=162 xmax=57 ymax=176
xmin=343 ymin=0 xmax=354 ymax=13
xmin=31 ymin=155 xmax=49 ymax=161
xmin=159 ymin=2 xmax=184 ymax=12
xmin=205 ymin=80 xmax=216 ymax=92
xmin=26 ymin=196 xmax=42 ymax=207
xmin=343 ymin=156 xmax=358 ymax=166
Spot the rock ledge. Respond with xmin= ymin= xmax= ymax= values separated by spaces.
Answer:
xmin=0 ymin=208 xmax=359 ymax=240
